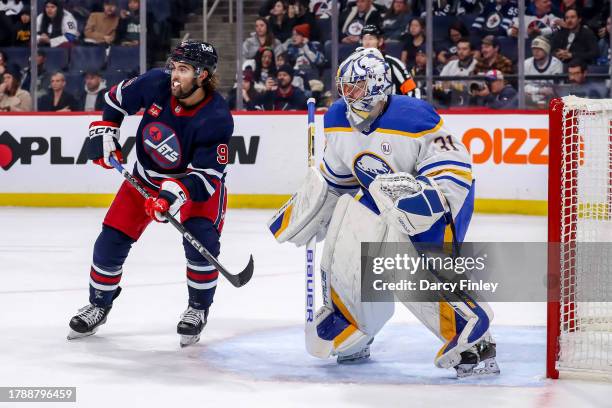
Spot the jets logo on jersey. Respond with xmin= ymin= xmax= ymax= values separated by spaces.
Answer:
xmin=353 ymin=152 xmax=393 ymax=188
xmin=142 ymin=122 xmax=181 ymax=169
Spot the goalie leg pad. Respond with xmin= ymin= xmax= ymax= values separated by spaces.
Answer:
xmin=320 ymin=195 xmax=394 ymax=340
xmin=268 ymin=168 xmax=339 ymax=246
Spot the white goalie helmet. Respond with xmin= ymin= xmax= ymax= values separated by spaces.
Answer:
xmin=336 ymin=47 xmax=392 ymax=132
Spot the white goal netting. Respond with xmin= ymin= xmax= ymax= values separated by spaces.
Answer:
xmin=557 ymin=96 xmax=612 ymax=375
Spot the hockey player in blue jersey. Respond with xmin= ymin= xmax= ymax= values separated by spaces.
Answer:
xmin=67 ymin=40 xmax=233 ymax=347
xmin=269 ymin=48 xmax=499 ymax=377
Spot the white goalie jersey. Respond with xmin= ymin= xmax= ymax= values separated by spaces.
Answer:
xmin=321 ymin=95 xmax=474 ymax=242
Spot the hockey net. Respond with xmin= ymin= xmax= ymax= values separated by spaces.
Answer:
xmin=547 ymin=96 xmax=612 ymax=379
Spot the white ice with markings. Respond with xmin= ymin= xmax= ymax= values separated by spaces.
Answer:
xmin=0 ymin=208 xmax=610 ymax=407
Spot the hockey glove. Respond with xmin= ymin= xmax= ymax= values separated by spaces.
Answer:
xmin=144 ymin=179 xmax=189 ymax=223
xmin=88 ymin=121 xmax=122 ymax=169
xmin=370 ymin=173 xmax=449 ymax=236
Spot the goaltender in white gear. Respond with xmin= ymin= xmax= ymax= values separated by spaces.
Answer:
xmin=268 ymin=48 xmax=498 ymax=377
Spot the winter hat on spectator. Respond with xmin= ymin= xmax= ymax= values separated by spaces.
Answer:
xmin=277 ymin=64 xmax=294 ymax=79
xmin=293 ymin=24 xmax=310 ymax=39
xmin=4 ymin=64 xmax=21 ymax=82
xmin=242 ymin=70 xmax=254 ymax=82
xmin=531 ymin=36 xmax=551 ymax=55
xmin=481 ymin=35 xmax=500 ymax=48
xmin=484 ymin=69 xmax=503 ymax=81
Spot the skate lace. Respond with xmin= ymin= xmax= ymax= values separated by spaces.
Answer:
xmin=77 ymin=305 xmax=105 ymax=326
xmin=180 ymin=308 xmax=206 ymax=326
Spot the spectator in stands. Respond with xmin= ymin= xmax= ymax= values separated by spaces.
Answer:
xmin=470 ymin=69 xmax=517 ymax=109
xmin=524 ymin=36 xmax=563 ymax=107
xmin=84 ymin=0 xmax=119 ymax=45
xmin=227 ymin=70 xmax=261 ymax=110
xmin=597 ymin=16 xmax=611 ymax=65
xmin=38 ymin=71 xmax=79 ymax=111
xmin=281 ymin=23 xmax=324 ymax=80
xmin=425 ymin=0 xmax=478 ymax=16
xmin=361 ymin=24 xmax=417 ymax=96
xmin=267 ymin=0 xmax=294 ymax=42
xmin=555 ymin=59 xmax=608 ymax=98
xmin=253 ymin=46 xmax=277 ymax=92
xmin=508 ymin=0 xmax=562 ymax=38
xmin=0 ymin=51 xmax=7 ymax=76
xmin=551 ymin=9 xmax=599 ymax=64
xmin=21 ymin=49 xmax=52 ymax=94
xmin=400 ymin=17 xmax=425 ymax=68
xmin=435 ymin=37 xmax=477 ymax=106
xmin=436 ymin=20 xmax=469 ymax=68
xmin=14 ymin=9 xmax=31 ymax=46
xmin=243 ymin=17 xmax=282 ymax=60
xmin=0 ymin=9 xmax=15 ymax=46
xmin=276 ymin=51 xmax=289 ymax=68
xmin=340 ymin=0 xmax=382 ymax=44
xmin=381 ymin=0 xmax=412 ymax=41
xmin=287 ymin=0 xmax=319 ymax=42
xmin=409 ymin=47 xmax=429 ymax=95
xmin=256 ymin=64 xmax=307 ymax=110
xmin=474 ymin=35 xmax=513 ymax=75
xmin=37 ymin=0 xmax=79 ymax=48
xmin=115 ymin=0 xmax=140 ymax=46
xmin=0 ymin=0 xmax=24 ymax=19
xmin=471 ymin=0 xmax=518 ymax=37
xmin=77 ymin=70 xmax=106 ymax=111
xmin=0 ymin=64 xmax=32 ymax=111
xmin=310 ymin=0 xmax=333 ymax=19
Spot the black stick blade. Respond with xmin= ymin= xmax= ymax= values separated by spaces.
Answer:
xmin=226 ymin=255 xmax=254 ymax=288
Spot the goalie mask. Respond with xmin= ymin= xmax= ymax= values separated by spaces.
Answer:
xmin=336 ymin=48 xmax=392 ymax=132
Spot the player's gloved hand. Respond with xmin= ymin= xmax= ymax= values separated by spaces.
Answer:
xmin=87 ymin=121 xmax=122 ymax=169
xmin=370 ymin=173 xmax=449 ymax=236
xmin=144 ymin=179 xmax=189 ymax=222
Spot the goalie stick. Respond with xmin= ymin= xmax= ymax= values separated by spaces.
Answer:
xmin=109 ymin=155 xmax=254 ymax=288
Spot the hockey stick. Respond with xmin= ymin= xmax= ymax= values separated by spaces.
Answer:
xmin=108 ymin=155 xmax=254 ymax=288
xmin=305 ymin=98 xmax=318 ymax=354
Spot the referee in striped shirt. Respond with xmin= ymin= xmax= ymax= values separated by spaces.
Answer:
xmin=360 ymin=24 xmax=421 ymax=98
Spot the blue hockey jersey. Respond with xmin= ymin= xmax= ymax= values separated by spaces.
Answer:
xmin=102 ymin=68 xmax=234 ymax=202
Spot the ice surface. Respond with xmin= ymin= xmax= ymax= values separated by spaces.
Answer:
xmin=0 ymin=209 xmax=610 ymax=407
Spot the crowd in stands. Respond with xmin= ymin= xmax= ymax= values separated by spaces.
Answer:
xmin=234 ymin=0 xmax=611 ymax=110
xmin=0 ymin=0 xmax=198 ymax=111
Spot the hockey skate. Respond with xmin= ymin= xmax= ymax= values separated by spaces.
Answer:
xmin=67 ymin=287 xmax=122 ymax=340
xmin=177 ymin=306 xmax=208 ymax=348
xmin=337 ymin=338 xmax=373 ymax=364
xmin=453 ymin=340 xmax=500 ymax=378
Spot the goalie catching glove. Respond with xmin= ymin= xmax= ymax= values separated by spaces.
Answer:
xmin=268 ymin=168 xmax=340 ymax=246
xmin=144 ymin=179 xmax=189 ymax=223
xmin=87 ymin=121 xmax=122 ymax=169
xmin=370 ymin=173 xmax=449 ymax=236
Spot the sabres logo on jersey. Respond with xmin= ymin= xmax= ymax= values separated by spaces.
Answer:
xmin=142 ymin=122 xmax=181 ymax=169
xmin=353 ymin=152 xmax=393 ymax=188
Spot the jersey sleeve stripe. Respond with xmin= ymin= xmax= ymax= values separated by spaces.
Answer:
xmin=188 ymin=167 xmax=225 ymax=180
xmin=433 ymin=175 xmax=471 ymax=190
xmin=417 ymin=160 xmax=472 ymax=174
xmin=377 ymin=118 xmax=443 ymax=138
xmin=115 ymin=80 xmax=125 ymax=104
xmin=424 ymin=168 xmax=473 ymax=183
xmin=323 ymin=177 xmax=361 ymax=190
xmin=322 ymin=160 xmax=354 ymax=179
xmin=104 ymin=92 xmax=128 ymax=116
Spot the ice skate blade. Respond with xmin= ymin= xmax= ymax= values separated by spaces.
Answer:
xmin=67 ymin=327 xmax=98 ymax=340
xmin=455 ymin=358 xmax=500 ymax=378
xmin=180 ymin=334 xmax=201 ymax=348
xmin=337 ymin=347 xmax=370 ymax=364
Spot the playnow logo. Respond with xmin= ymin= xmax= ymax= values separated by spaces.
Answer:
xmin=0 ymin=132 xmax=260 ymax=171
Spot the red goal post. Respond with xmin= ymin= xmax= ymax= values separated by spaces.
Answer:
xmin=547 ymin=96 xmax=612 ymax=380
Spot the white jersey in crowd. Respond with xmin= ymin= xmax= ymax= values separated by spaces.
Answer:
xmin=508 ymin=13 xmax=561 ymax=37
xmin=321 ymin=94 xmax=474 ymax=241
xmin=524 ymin=55 xmax=563 ymax=105
xmin=36 ymin=10 xmax=79 ymax=47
